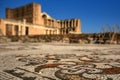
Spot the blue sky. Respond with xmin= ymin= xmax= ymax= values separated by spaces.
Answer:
xmin=0 ymin=0 xmax=120 ymax=33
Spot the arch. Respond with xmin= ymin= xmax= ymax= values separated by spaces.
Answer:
xmin=42 ymin=14 xmax=47 ymax=19
xmin=41 ymin=12 xmax=52 ymax=19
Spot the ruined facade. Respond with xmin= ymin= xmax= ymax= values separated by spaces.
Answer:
xmin=0 ymin=3 xmax=81 ymax=36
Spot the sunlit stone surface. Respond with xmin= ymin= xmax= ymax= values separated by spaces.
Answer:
xmin=0 ymin=42 xmax=120 ymax=80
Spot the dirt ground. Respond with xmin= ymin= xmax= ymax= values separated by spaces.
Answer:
xmin=0 ymin=42 xmax=120 ymax=80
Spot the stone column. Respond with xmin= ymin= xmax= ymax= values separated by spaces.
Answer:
xmin=75 ymin=19 xmax=81 ymax=33
xmin=75 ymin=19 xmax=78 ymax=27
xmin=68 ymin=20 xmax=70 ymax=28
xmin=75 ymin=19 xmax=77 ymax=27
xmin=22 ymin=19 xmax=26 ymax=35
xmin=56 ymin=29 xmax=59 ymax=34
xmin=73 ymin=19 xmax=75 ymax=27
xmin=18 ymin=21 xmax=21 ymax=36
xmin=71 ymin=19 xmax=74 ymax=28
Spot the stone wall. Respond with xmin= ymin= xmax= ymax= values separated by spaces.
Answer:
xmin=6 ymin=3 xmax=43 ymax=25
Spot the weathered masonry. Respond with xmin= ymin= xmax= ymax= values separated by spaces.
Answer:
xmin=0 ymin=3 xmax=81 ymax=36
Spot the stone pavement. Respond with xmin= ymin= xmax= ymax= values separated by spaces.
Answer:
xmin=0 ymin=71 xmax=22 ymax=80
xmin=0 ymin=42 xmax=120 ymax=80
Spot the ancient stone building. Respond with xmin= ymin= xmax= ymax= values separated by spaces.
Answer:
xmin=0 ymin=2 xmax=81 ymax=36
xmin=6 ymin=3 xmax=43 ymax=25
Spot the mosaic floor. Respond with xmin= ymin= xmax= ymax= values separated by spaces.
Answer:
xmin=0 ymin=43 xmax=120 ymax=80
xmin=5 ymin=53 xmax=120 ymax=80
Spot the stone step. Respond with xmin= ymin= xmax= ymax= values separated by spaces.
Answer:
xmin=0 ymin=71 xmax=22 ymax=80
